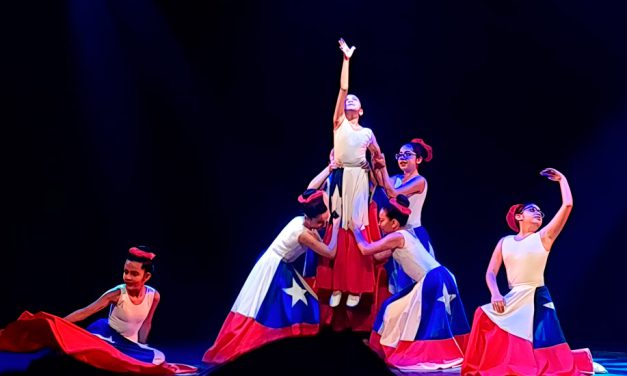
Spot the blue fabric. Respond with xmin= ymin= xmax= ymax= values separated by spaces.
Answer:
xmin=532 ymin=286 xmax=567 ymax=349
xmin=255 ymin=261 xmax=319 ymax=328
xmin=86 ymin=319 xmax=156 ymax=363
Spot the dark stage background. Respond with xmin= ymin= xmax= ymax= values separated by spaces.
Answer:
xmin=2 ymin=0 xmax=627 ymax=364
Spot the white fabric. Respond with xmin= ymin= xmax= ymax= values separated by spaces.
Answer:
xmin=378 ymin=277 xmax=426 ymax=346
xmin=480 ymin=232 xmax=549 ymax=342
xmin=265 ymin=216 xmax=308 ymax=262
xmin=333 ymin=118 xmax=374 ymax=167
xmin=393 ymin=230 xmax=440 ymax=282
xmin=480 ymin=284 xmax=536 ymax=341
xmin=231 ymin=216 xmax=314 ymax=317
xmin=107 ymin=285 xmax=155 ymax=343
xmin=393 ymin=175 xmax=427 ymax=228
xmin=330 ymin=166 xmax=370 ymax=229
xmin=502 ymin=233 xmax=548 ymax=288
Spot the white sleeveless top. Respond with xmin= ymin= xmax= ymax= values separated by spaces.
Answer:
xmin=267 ymin=216 xmax=308 ymax=263
xmin=107 ymin=284 xmax=156 ymax=343
xmin=393 ymin=175 xmax=427 ymax=228
xmin=333 ymin=118 xmax=374 ymax=167
xmin=502 ymin=232 xmax=548 ymax=288
xmin=392 ymin=230 xmax=440 ymax=282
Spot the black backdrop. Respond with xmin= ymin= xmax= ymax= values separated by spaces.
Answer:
xmin=2 ymin=0 xmax=626 ymax=355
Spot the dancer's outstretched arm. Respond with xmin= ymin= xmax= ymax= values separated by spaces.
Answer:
xmin=333 ymin=38 xmax=355 ymax=130
xmin=538 ymin=168 xmax=573 ymax=251
xmin=64 ymin=290 xmax=120 ymax=323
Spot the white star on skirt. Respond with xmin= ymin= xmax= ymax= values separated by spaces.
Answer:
xmin=283 ymin=278 xmax=309 ymax=307
xmin=437 ymin=284 xmax=457 ymax=315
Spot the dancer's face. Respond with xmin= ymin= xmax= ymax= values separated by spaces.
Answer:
xmin=308 ymin=211 xmax=330 ymax=230
xmin=396 ymin=145 xmax=419 ymax=173
xmin=378 ymin=209 xmax=398 ymax=235
xmin=123 ymin=260 xmax=151 ymax=288
xmin=344 ymin=95 xmax=362 ymax=111
xmin=515 ymin=204 xmax=544 ymax=229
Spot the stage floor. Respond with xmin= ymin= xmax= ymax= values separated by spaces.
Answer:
xmin=1 ymin=332 xmax=625 ymax=375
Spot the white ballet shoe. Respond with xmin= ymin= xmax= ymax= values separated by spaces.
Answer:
xmin=346 ymin=293 xmax=361 ymax=307
xmin=329 ymin=291 xmax=342 ymax=307
xmin=593 ymin=361 xmax=608 ymax=374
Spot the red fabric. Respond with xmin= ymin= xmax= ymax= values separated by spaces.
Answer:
xmin=317 ymin=201 xmax=386 ymax=332
xmin=462 ymin=308 xmax=593 ymax=375
xmin=202 ymin=311 xmax=319 ymax=365
xmin=332 ymin=227 xmax=375 ymax=293
xmin=370 ymin=332 xmax=465 ymax=370
xmin=506 ymin=204 xmax=524 ymax=233
xmin=410 ymin=138 xmax=433 ymax=162
xmin=298 ymin=190 xmax=324 ymax=204
xmin=0 ymin=311 xmax=196 ymax=375
xmin=129 ymin=247 xmax=156 ymax=260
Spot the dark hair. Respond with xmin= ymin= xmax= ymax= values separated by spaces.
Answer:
xmin=300 ymin=189 xmax=328 ymax=218
xmin=407 ymin=138 xmax=433 ymax=162
xmin=126 ymin=245 xmax=155 ymax=274
xmin=382 ymin=194 xmax=411 ymax=227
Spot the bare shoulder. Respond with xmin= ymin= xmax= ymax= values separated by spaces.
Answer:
xmin=103 ymin=288 xmax=122 ymax=303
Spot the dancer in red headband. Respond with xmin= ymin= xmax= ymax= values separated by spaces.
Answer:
xmin=0 ymin=246 xmax=197 ymax=374
xmin=462 ymin=168 xmax=604 ymax=375
xmin=202 ymin=189 xmax=337 ymax=368
xmin=373 ymin=138 xmax=436 ymax=294
xmin=350 ymin=195 xmax=470 ymax=372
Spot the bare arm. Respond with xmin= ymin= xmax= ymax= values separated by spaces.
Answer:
xmin=538 ymin=168 xmax=573 ymax=251
xmin=64 ymin=289 xmax=121 ymax=323
xmin=333 ymin=39 xmax=355 ymax=129
xmin=485 ymin=238 xmax=505 ymax=313
xmin=352 ymin=227 xmax=404 ymax=256
xmin=307 ymin=165 xmax=333 ymax=190
xmin=299 ymin=229 xmax=337 ymax=259
xmin=367 ymin=133 xmax=382 ymax=159
xmin=373 ymin=249 xmax=393 ymax=261
xmin=138 ymin=291 xmax=160 ymax=344
xmin=375 ymin=154 xmax=425 ymax=198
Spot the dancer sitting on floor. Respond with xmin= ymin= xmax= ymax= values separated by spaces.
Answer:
xmin=0 ymin=246 xmax=196 ymax=375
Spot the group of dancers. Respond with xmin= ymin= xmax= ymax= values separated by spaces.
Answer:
xmin=0 ymin=39 xmax=606 ymax=375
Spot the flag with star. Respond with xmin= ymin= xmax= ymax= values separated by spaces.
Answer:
xmin=203 ymin=254 xmax=319 ymax=366
xmin=369 ymin=266 xmax=471 ymax=372
xmin=462 ymin=285 xmax=594 ymax=375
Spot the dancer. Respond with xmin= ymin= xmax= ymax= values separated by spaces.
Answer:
xmin=0 ymin=247 xmax=197 ymax=375
xmin=202 ymin=189 xmax=337 ymax=367
xmin=374 ymin=138 xmax=436 ymax=293
xmin=325 ymin=37 xmax=382 ymax=312
xmin=65 ymin=246 xmax=164 ymax=364
xmin=462 ymin=168 xmax=600 ymax=375
xmin=351 ymin=195 xmax=470 ymax=372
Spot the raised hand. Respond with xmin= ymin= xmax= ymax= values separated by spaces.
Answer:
xmin=540 ymin=168 xmax=564 ymax=182
xmin=338 ymin=38 xmax=356 ymax=59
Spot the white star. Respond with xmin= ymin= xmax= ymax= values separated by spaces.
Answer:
xmin=282 ymin=278 xmax=308 ymax=307
xmin=543 ymin=302 xmax=555 ymax=310
xmin=437 ymin=284 xmax=457 ymax=315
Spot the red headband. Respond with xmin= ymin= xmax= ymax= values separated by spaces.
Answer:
xmin=506 ymin=204 xmax=524 ymax=232
xmin=411 ymin=138 xmax=433 ymax=162
xmin=389 ymin=198 xmax=412 ymax=216
xmin=129 ymin=247 xmax=156 ymax=261
xmin=298 ymin=190 xmax=324 ymax=204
